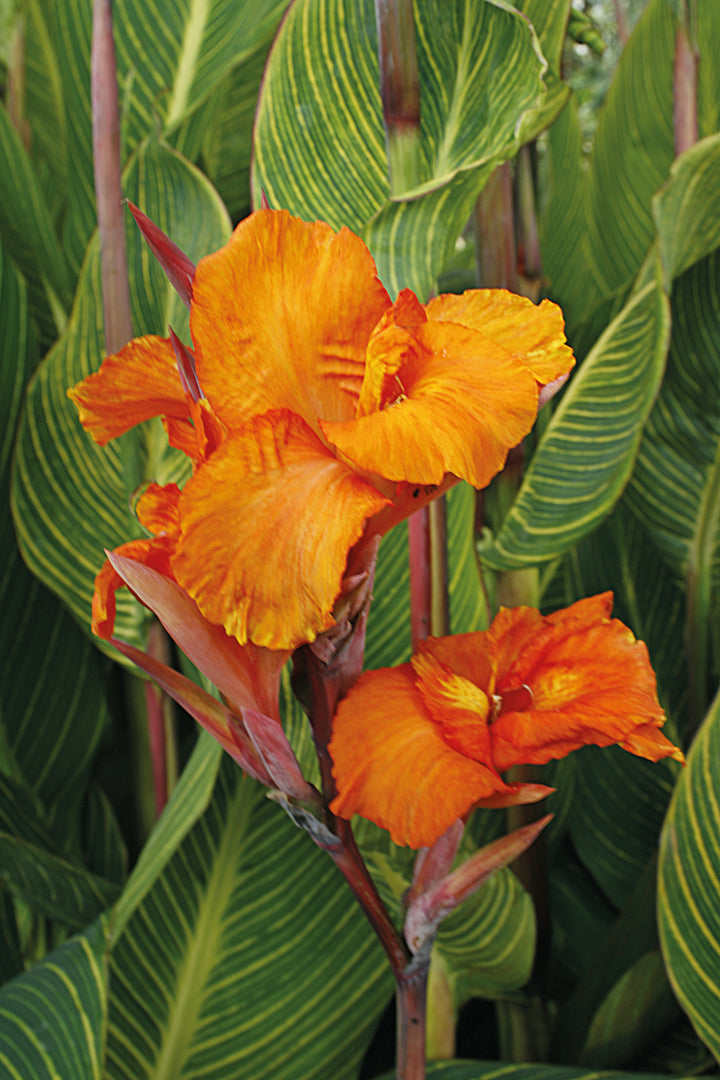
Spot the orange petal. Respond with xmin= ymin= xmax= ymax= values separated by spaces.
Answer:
xmin=68 ymin=336 xmax=189 ymax=445
xmin=425 ymin=290 xmax=575 ymax=385
xmin=163 ymin=398 xmax=226 ymax=463
xmin=171 ymin=410 xmax=390 ymax=650
xmin=418 ymin=633 xmax=495 ymax=693
xmin=322 ymin=321 xmax=540 ymax=488
xmin=488 ymin=596 xmax=675 ymax=771
xmin=92 ymin=537 xmax=174 ymax=638
xmin=189 ymin=209 xmax=391 ymax=431
xmin=620 ymin=723 xmax=685 ymax=764
xmin=135 ymin=483 xmax=181 ymax=537
xmin=411 ymin=651 xmax=495 ymax=766
xmin=329 ymin=666 xmax=513 ymax=848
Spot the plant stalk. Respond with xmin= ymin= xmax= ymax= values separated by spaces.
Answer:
xmin=92 ymin=0 xmax=132 ymax=354
xmin=375 ymin=0 xmax=423 ymax=196
xmin=396 ymin=963 xmax=430 ymax=1080
xmin=673 ymin=13 xmax=698 ymax=157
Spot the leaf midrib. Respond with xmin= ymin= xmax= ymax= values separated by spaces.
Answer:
xmin=152 ymin=773 xmax=263 ymax=1080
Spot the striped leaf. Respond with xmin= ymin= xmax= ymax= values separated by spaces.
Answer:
xmin=0 ymin=834 xmax=119 ymax=930
xmin=653 ymin=133 xmax=720 ymax=287
xmin=435 ymin=866 xmax=535 ymax=1004
xmin=114 ymin=0 xmax=288 ymax=154
xmin=112 ymin=732 xmax=223 ymax=936
xmin=383 ymin=1061 xmax=691 ymax=1079
xmin=569 ymin=746 xmax=679 ymax=910
xmin=20 ymin=0 xmax=287 ymax=284
xmin=253 ymin=0 xmax=548 ymax=297
xmin=11 ymin=140 xmax=230 ymax=651
xmin=542 ymin=0 xmax=720 ymax=341
xmin=479 ymin=280 xmax=670 ymax=571
xmin=580 ymin=950 xmax=679 ymax=1068
xmin=583 ymin=0 xmax=675 ymax=303
xmin=0 ymin=239 xmax=111 ymax=810
xmin=0 ymin=915 xmax=108 ymax=1080
xmin=200 ymin=46 xmax=271 ymax=221
xmin=106 ymin=752 xmax=391 ymax=1080
xmin=625 ymin=247 xmax=720 ymax=723
xmin=514 ymin=0 xmax=571 ymax=144
xmin=658 ymin=687 xmax=720 ymax=1064
xmin=0 ymin=102 xmax=71 ymax=340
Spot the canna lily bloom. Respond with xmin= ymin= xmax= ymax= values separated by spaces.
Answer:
xmin=329 ymin=593 xmax=684 ymax=848
xmin=70 ymin=208 xmax=574 ymax=651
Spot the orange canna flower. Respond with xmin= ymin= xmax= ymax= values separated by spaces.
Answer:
xmin=329 ymin=593 xmax=684 ymax=848
xmin=70 ymin=209 xmax=574 ymax=651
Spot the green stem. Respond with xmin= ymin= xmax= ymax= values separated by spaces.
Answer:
xmin=375 ymin=0 xmax=423 ymax=196
xmin=425 ymin=953 xmax=455 ymax=1059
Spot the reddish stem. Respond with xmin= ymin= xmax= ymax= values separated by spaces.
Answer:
xmin=92 ymin=0 xmax=132 ymax=353
xmin=396 ymin=965 xmax=429 ymax=1080
xmin=409 ymin=509 xmax=432 ymax=648
xmin=674 ymin=20 xmax=698 ymax=157
xmin=144 ymin=621 xmax=172 ymax=816
xmin=474 ymin=162 xmax=517 ymax=291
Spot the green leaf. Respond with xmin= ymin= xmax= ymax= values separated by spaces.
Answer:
xmin=541 ymin=0 xmax=694 ymax=336
xmin=0 ymin=834 xmax=119 ymax=929
xmin=583 ymin=0 xmax=675 ymax=302
xmin=0 ymin=239 xmax=110 ymax=805
xmin=0 ymin=915 xmax=108 ymax=1080
xmin=0 ymin=101 xmax=71 ymax=328
xmin=106 ymin=754 xmax=391 ymax=1080
xmin=569 ymin=747 xmax=679 ymax=910
xmin=479 ymin=280 xmax=670 ymax=571
xmin=513 ymin=0 xmax=572 ymax=143
xmin=112 ymin=731 xmax=223 ymax=937
xmin=653 ymin=133 xmax=720 ymax=286
xmin=253 ymin=0 xmax=547 ymax=297
xmin=200 ymin=46 xmax=271 ymax=221
xmin=447 ymin=483 xmax=488 ymax=634
xmin=381 ymin=1060 xmax=691 ymax=1079
xmin=435 ymin=866 xmax=535 ymax=1005
xmin=114 ymin=0 xmax=288 ymax=154
xmin=579 ymin=950 xmax=679 ymax=1068
xmin=659 ymin=686 xmax=720 ymax=1064
xmin=11 ymin=139 xmax=231 ymax=651
xmin=626 ymin=247 xmax=720 ymax=726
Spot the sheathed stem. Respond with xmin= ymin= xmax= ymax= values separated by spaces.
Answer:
xmin=375 ymin=0 xmax=422 ymax=195
xmin=92 ymin=0 xmax=132 ymax=354
xmin=396 ymin=964 xmax=429 ymax=1080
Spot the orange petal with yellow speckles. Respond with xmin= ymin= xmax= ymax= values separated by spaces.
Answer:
xmin=322 ymin=321 xmax=539 ymax=488
xmin=190 ymin=209 xmax=391 ymax=431
xmin=68 ymin=336 xmax=188 ymax=445
xmin=329 ymin=666 xmax=514 ymax=848
xmin=425 ymin=289 xmax=575 ymax=385
xmin=171 ymin=410 xmax=390 ymax=651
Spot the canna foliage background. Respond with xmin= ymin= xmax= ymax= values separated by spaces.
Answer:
xmin=1 ymin=0 xmax=720 ymax=1077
